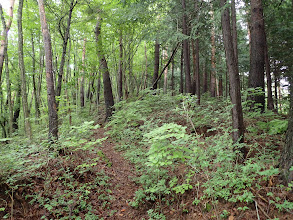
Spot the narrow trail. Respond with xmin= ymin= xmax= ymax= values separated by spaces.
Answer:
xmin=93 ymin=127 xmax=148 ymax=219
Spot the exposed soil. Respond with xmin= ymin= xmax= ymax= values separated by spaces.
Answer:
xmin=91 ymin=126 xmax=149 ymax=219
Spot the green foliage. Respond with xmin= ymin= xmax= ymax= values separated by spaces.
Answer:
xmin=108 ymin=91 xmax=288 ymax=218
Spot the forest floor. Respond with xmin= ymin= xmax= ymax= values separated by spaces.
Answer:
xmin=1 ymin=94 xmax=293 ymax=219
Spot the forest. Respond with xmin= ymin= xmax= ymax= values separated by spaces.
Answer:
xmin=0 ymin=0 xmax=292 ymax=219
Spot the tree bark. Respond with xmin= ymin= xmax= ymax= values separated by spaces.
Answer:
xmin=248 ymin=0 xmax=265 ymax=111
xmin=203 ymin=61 xmax=208 ymax=93
xmin=31 ymin=34 xmax=41 ymax=120
xmin=264 ymin=31 xmax=274 ymax=110
xmin=180 ymin=47 xmax=184 ymax=93
xmin=163 ymin=49 xmax=168 ymax=93
xmin=95 ymin=17 xmax=114 ymax=120
xmin=38 ymin=0 xmax=59 ymax=141
xmin=210 ymin=24 xmax=217 ymax=97
xmin=153 ymin=39 xmax=160 ymax=90
xmin=280 ymin=74 xmax=293 ymax=184
xmin=18 ymin=0 xmax=32 ymax=139
xmin=182 ymin=0 xmax=192 ymax=93
xmin=118 ymin=31 xmax=123 ymax=100
xmin=80 ymin=38 xmax=86 ymax=107
xmin=0 ymin=0 xmax=15 ymax=83
xmin=220 ymin=0 xmax=245 ymax=147
xmin=56 ymin=0 xmax=77 ymax=106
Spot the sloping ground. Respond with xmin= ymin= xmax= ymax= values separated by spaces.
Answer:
xmin=91 ymin=127 xmax=149 ymax=219
xmin=0 ymin=126 xmax=149 ymax=219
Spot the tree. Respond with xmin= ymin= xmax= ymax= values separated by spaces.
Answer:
xmin=38 ymin=0 xmax=59 ymax=141
xmin=248 ymin=0 xmax=265 ymax=111
xmin=220 ymin=0 xmax=245 ymax=148
xmin=95 ymin=16 xmax=114 ymax=121
xmin=56 ymin=0 xmax=77 ymax=106
xmin=152 ymin=39 xmax=160 ymax=90
xmin=18 ymin=0 xmax=32 ymax=139
xmin=182 ymin=0 xmax=192 ymax=93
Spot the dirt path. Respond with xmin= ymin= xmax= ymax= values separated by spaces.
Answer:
xmin=93 ymin=127 xmax=148 ymax=219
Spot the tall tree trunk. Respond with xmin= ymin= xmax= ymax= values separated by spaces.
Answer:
xmin=31 ymin=34 xmax=40 ymax=120
xmin=210 ymin=24 xmax=217 ymax=97
xmin=118 ymin=31 xmax=123 ymax=101
xmin=171 ymin=58 xmax=175 ymax=96
xmin=144 ymin=42 xmax=148 ymax=89
xmin=5 ymin=44 xmax=12 ymax=135
xmin=153 ymin=39 xmax=160 ymax=90
xmin=280 ymin=73 xmax=293 ymax=184
xmin=18 ymin=0 xmax=32 ymax=139
xmin=180 ymin=47 xmax=184 ymax=93
xmin=220 ymin=0 xmax=245 ymax=148
xmin=12 ymin=82 xmax=21 ymax=130
xmin=248 ymin=0 xmax=265 ymax=111
xmin=38 ymin=0 xmax=59 ymax=141
xmin=56 ymin=0 xmax=77 ymax=106
xmin=0 ymin=0 xmax=15 ymax=83
xmin=95 ymin=17 xmax=114 ymax=120
xmin=192 ymin=39 xmax=200 ymax=104
xmin=264 ymin=32 xmax=274 ymax=110
xmin=182 ymin=0 xmax=192 ymax=93
xmin=163 ymin=49 xmax=168 ymax=93
xmin=80 ymin=38 xmax=86 ymax=107
xmin=274 ymin=66 xmax=279 ymax=112
xmin=231 ymin=0 xmax=239 ymax=72
xmin=203 ymin=61 xmax=208 ymax=93
xmin=96 ymin=71 xmax=101 ymax=106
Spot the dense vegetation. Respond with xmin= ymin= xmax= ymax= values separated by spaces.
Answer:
xmin=0 ymin=0 xmax=292 ymax=219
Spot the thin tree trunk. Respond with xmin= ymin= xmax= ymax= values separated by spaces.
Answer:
xmin=210 ymin=24 xmax=217 ymax=97
xmin=96 ymin=71 xmax=101 ymax=105
xmin=144 ymin=42 xmax=148 ymax=89
xmin=248 ymin=0 xmax=265 ymax=111
xmin=153 ymin=39 xmax=160 ymax=90
xmin=182 ymin=0 xmax=192 ymax=93
xmin=80 ymin=38 xmax=86 ymax=107
xmin=264 ymin=32 xmax=274 ymax=110
xmin=180 ymin=47 xmax=184 ymax=93
xmin=95 ymin=17 xmax=114 ymax=120
xmin=220 ymin=0 xmax=245 ymax=149
xmin=191 ymin=39 xmax=200 ymax=104
xmin=171 ymin=58 xmax=175 ymax=96
xmin=56 ymin=0 xmax=77 ymax=105
xmin=31 ymin=34 xmax=41 ymax=120
xmin=5 ymin=45 xmax=12 ymax=135
xmin=38 ymin=0 xmax=59 ymax=141
xmin=18 ymin=0 xmax=32 ymax=139
xmin=203 ymin=61 xmax=208 ymax=93
xmin=163 ymin=49 xmax=168 ymax=93
xmin=12 ymin=82 xmax=21 ymax=130
xmin=118 ymin=30 xmax=123 ymax=100
xmin=280 ymin=73 xmax=293 ymax=184
xmin=0 ymin=0 xmax=15 ymax=83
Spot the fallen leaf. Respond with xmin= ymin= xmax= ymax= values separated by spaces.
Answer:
xmin=121 ymin=209 xmax=126 ymax=212
xmin=228 ymin=215 xmax=234 ymax=220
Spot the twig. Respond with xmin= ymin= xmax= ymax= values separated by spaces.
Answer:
xmin=182 ymin=100 xmax=196 ymax=133
xmin=255 ymin=200 xmax=260 ymax=220
xmin=254 ymin=199 xmax=271 ymax=220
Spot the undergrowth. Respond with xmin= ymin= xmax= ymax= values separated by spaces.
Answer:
xmin=107 ymin=89 xmax=292 ymax=219
xmin=0 ymin=107 xmax=112 ymax=219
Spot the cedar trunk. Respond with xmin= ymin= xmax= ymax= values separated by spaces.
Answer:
xmin=182 ymin=0 xmax=192 ymax=93
xmin=280 ymin=74 xmax=293 ymax=184
xmin=248 ymin=0 xmax=265 ymax=111
xmin=220 ymin=0 xmax=245 ymax=146
xmin=38 ymin=0 xmax=59 ymax=141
